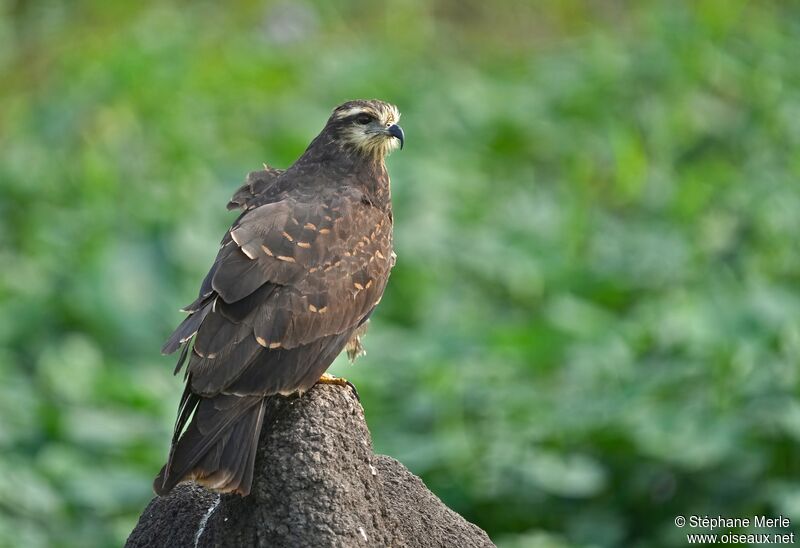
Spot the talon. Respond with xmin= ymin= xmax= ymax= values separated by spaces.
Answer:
xmin=317 ymin=373 xmax=361 ymax=402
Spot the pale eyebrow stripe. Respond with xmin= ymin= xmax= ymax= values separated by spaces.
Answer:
xmin=334 ymin=107 xmax=369 ymax=119
xmin=334 ymin=104 xmax=400 ymax=124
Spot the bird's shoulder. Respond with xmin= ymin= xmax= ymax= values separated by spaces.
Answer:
xmin=226 ymin=165 xmax=286 ymax=211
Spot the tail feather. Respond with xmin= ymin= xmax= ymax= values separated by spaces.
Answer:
xmin=238 ymin=410 xmax=262 ymax=493
xmin=154 ymin=393 xmax=266 ymax=496
xmin=163 ymin=383 xmax=200 ymax=483
xmin=193 ymin=401 xmax=265 ymax=492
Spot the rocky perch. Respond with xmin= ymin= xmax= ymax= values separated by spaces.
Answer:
xmin=126 ymin=384 xmax=494 ymax=547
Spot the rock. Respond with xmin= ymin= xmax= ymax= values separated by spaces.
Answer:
xmin=126 ymin=384 xmax=494 ymax=548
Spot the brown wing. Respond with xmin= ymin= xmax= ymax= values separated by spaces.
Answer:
xmin=226 ymin=166 xmax=285 ymax=211
xmin=165 ymin=190 xmax=393 ymax=397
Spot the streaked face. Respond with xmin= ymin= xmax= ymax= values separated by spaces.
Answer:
xmin=329 ymin=100 xmax=404 ymax=157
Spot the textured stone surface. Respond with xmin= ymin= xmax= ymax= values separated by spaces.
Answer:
xmin=126 ymin=384 xmax=494 ymax=548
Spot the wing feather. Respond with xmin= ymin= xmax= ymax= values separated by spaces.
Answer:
xmin=226 ymin=167 xmax=285 ymax=211
xmin=166 ymin=189 xmax=393 ymax=398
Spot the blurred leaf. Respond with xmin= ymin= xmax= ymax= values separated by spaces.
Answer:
xmin=1 ymin=1 xmax=800 ymax=546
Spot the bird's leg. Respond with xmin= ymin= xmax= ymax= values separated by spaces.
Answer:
xmin=317 ymin=373 xmax=360 ymax=402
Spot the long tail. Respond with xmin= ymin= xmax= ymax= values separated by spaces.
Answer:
xmin=154 ymin=389 xmax=266 ymax=496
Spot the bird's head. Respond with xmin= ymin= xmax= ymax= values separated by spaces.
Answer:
xmin=326 ymin=99 xmax=404 ymax=159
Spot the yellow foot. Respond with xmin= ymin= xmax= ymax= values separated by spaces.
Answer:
xmin=317 ymin=372 xmax=349 ymax=386
xmin=316 ymin=373 xmax=360 ymax=402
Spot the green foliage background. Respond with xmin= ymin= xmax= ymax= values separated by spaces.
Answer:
xmin=1 ymin=1 xmax=799 ymax=546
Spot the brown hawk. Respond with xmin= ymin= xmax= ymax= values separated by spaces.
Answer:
xmin=154 ymin=99 xmax=404 ymax=496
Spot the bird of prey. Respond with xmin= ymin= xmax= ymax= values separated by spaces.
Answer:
xmin=154 ymin=99 xmax=404 ymax=496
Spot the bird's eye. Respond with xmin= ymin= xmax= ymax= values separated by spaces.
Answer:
xmin=356 ymin=115 xmax=373 ymax=125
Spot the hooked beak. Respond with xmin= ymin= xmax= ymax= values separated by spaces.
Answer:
xmin=386 ymin=124 xmax=405 ymax=150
